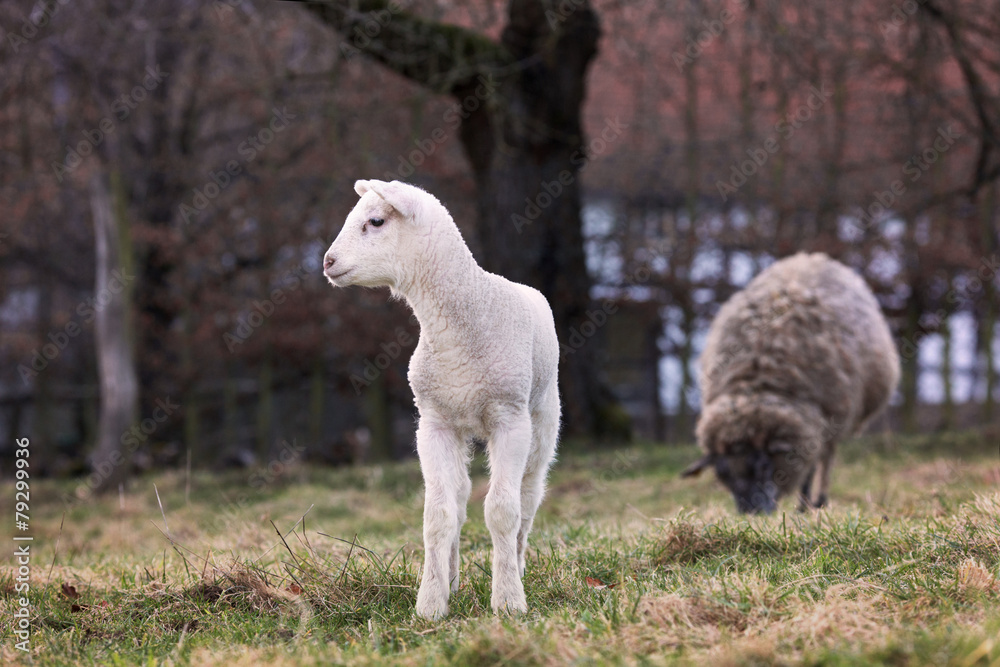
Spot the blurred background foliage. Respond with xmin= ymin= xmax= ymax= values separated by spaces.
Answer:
xmin=0 ymin=0 xmax=997 ymax=488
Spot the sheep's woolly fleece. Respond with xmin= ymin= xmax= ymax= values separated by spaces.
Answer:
xmin=695 ymin=252 xmax=900 ymax=505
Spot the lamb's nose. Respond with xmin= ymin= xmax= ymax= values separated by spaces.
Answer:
xmin=323 ymin=255 xmax=335 ymax=271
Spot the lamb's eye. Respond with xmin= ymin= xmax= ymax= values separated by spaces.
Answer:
xmin=369 ymin=218 xmax=385 ymax=227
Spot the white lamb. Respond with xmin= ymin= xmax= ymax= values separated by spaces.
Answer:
xmin=323 ymin=179 xmax=561 ymax=619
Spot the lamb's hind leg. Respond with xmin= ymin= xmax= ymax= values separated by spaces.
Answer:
xmin=517 ymin=386 xmax=560 ymax=577
xmin=485 ymin=410 xmax=533 ymax=614
xmin=414 ymin=418 xmax=469 ymax=620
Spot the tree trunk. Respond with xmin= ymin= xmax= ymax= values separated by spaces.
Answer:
xmin=88 ymin=171 xmax=139 ymax=494
xmin=365 ymin=372 xmax=393 ymax=461
xmin=302 ymin=0 xmax=631 ymax=441
xmin=472 ymin=2 xmax=627 ymax=439
xmin=979 ymin=186 xmax=998 ymax=422
xmin=310 ymin=363 xmax=324 ymax=448
xmin=900 ymin=287 xmax=921 ymax=433
xmin=257 ymin=349 xmax=273 ymax=458
xmin=941 ymin=312 xmax=954 ymax=430
xmin=224 ymin=362 xmax=237 ymax=454
xmin=982 ymin=295 xmax=996 ymax=422
xmin=675 ymin=300 xmax=695 ymax=440
xmin=31 ymin=257 xmax=55 ymax=476
xmin=647 ymin=321 xmax=665 ymax=442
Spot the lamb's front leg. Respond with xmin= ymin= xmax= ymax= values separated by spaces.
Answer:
xmin=415 ymin=419 xmax=469 ymax=620
xmin=450 ymin=472 xmax=471 ymax=593
xmin=485 ymin=411 xmax=532 ymax=614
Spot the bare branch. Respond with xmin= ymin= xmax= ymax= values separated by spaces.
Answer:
xmin=288 ymin=0 xmax=511 ymax=95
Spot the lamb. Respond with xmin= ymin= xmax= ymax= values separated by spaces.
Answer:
xmin=681 ymin=252 xmax=899 ymax=514
xmin=323 ymin=179 xmax=560 ymax=619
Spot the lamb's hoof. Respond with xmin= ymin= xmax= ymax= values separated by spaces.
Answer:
xmin=415 ymin=590 xmax=449 ymax=620
xmin=415 ymin=601 xmax=448 ymax=620
xmin=491 ymin=595 xmax=528 ymax=616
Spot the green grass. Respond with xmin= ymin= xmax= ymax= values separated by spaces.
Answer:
xmin=2 ymin=430 xmax=999 ymax=665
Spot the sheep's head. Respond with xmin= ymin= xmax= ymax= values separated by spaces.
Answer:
xmin=323 ymin=179 xmax=426 ymax=291
xmin=682 ymin=394 xmax=824 ymax=514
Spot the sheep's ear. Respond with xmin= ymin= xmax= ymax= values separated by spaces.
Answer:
xmin=680 ymin=455 xmax=712 ymax=478
xmin=365 ymin=180 xmax=417 ymax=221
xmin=354 ymin=180 xmax=371 ymax=197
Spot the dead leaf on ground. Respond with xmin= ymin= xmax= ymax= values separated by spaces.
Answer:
xmin=287 ymin=583 xmax=303 ymax=595
xmin=61 ymin=583 xmax=79 ymax=599
xmin=586 ymin=576 xmax=617 ymax=590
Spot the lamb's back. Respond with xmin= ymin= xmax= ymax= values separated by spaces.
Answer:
xmin=408 ymin=273 xmax=556 ymax=435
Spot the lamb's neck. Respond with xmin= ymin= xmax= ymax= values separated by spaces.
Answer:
xmin=401 ymin=241 xmax=489 ymax=340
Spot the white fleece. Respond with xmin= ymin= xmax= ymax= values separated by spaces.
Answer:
xmin=323 ymin=179 xmax=561 ymax=619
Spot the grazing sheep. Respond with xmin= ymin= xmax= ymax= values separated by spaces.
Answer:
xmin=682 ymin=252 xmax=899 ymax=514
xmin=323 ymin=180 xmax=560 ymax=619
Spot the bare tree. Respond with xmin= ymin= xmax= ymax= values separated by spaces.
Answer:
xmin=297 ymin=0 xmax=630 ymax=438
xmin=88 ymin=172 xmax=138 ymax=492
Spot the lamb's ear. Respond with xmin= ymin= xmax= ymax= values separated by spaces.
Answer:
xmin=354 ymin=180 xmax=371 ymax=197
xmin=365 ymin=180 xmax=418 ymax=221
xmin=680 ymin=455 xmax=712 ymax=478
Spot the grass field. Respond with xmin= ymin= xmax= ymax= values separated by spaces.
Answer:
xmin=2 ymin=430 xmax=1000 ymax=666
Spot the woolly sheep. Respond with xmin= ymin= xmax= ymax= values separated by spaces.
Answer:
xmin=682 ymin=252 xmax=899 ymax=514
xmin=323 ymin=179 xmax=561 ymax=618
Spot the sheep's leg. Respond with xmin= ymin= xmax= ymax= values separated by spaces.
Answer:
xmin=797 ymin=464 xmax=816 ymax=512
xmin=414 ymin=419 xmax=469 ymax=620
xmin=450 ymin=470 xmax=472 ymax=593
xmin=485 ymin=411 xmax=533 ymax=615
xmin=517 ymin=387 xmax=560 ymax=577
xmin=814 ymin=441 xmax=837 ymax=509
